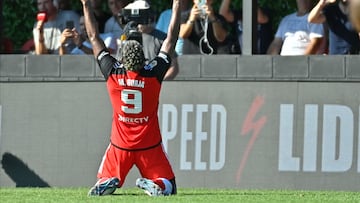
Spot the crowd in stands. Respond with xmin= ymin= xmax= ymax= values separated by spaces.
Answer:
xmin=1 ymin=0 xmax=360 ymax=60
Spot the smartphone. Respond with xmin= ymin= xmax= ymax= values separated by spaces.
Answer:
xmin=66 ymin=21 xmax=74 ymax=29
xmin=197 ymin=0 xmax=206 ymax=15
xmin=36 ymin=12 xmax=48 ymax=22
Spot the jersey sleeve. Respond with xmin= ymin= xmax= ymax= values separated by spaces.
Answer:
xmin=142 ymin=51 xmax=172 ymax=82
xmin=96 ymin=49 xmax=119 ymax=81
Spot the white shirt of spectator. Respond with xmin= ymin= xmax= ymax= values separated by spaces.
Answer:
xmin=104 ymin=16 xmax=124 ymax=39
xmin=275 ymin=13 xmax=324 ymax=56
xmin=33 ymin=10 xmax=80 ymax=54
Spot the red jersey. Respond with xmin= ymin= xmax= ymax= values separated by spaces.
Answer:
xmin=97 ymin=50 xmax=171 ymax=150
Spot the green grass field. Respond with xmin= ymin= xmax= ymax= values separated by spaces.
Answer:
xmin=0 ymin=188 xmax=359 ymax=203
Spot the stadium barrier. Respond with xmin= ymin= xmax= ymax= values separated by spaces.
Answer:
xmin=1 ymin=55 xmax=360 ymax=191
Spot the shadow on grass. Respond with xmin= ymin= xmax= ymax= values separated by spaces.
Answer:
xmin=1 ymin=152 xmax=50 ymax=187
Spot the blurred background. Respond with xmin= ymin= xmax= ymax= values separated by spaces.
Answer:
xmin=0 ymin=0 xmax=299 ymax=53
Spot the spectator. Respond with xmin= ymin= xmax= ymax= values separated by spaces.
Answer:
xmin=104 ymin=0 xmax=131 ymax=39
xmin=308 ymin=0 xmax=360 ymax=54
xmin=90 ymin=0 xmax=111 ymax=33
xmin=350 ymin=0 xmax=360 ymax=32
xmin=57 ymin=0 xmax=71 ymax=10
xmin=179 ymin=0 xmax=228 ymax=55
xmin=59 ymin=14 xmax=117 ymax=55
xmin=267 ymin=0 xmax=324 ymax=55
xmin=117 ymin=1 xmax=179 ymax=80
xmin=33 ymin=0 xmax=80 ymax=54
xmin=156 ymin=0 xmax=190 ymax=55
xmin=219 ymin=0 xmax=274 ymax=54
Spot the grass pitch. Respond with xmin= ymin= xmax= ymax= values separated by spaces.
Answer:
xmin=0 ymin=188 xmax=359 ymax=203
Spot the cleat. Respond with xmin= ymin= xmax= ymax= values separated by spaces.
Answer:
xmin=88 ymin=177 xmax=119 ymax=196
xmin=136 ymin=178 xmax=163 ymax=196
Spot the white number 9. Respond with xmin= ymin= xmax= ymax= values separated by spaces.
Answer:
xmin=121 ymin=89 xmax=142 ymax=114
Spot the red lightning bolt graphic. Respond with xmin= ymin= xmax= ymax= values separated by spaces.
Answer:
xmin=236 ymin=95 xmax=267 ymax=185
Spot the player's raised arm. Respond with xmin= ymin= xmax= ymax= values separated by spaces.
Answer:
xmin=80 ymin=0 xmax=106 ymax=58
xmin=160 ymin=0 xmax=181 ymax=56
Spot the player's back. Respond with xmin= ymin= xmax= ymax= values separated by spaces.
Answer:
xmin=107 ymin=66 xmax=162 ymax=150
xmin=98 ymin=52 xmax=171 ymax=151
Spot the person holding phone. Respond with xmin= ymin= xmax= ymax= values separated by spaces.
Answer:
xmin=33 ymin=0 xmax=80 ymax=54
xmin=156 ymin=0 xmax=191 ymax=55
xmin=266 ymin=0 xmax=324 ymax=55
xmin=308 ymin=0 xmax=360 ymax=54
xmin=59 ymin=14 xmax=117 ymax=55
xmin=219 ymin=0 xmax=274 ymax=54
xmin=104 ymin=0 xmax=131 ymax=39
xmin=179 ymin=0 xmax=228 ymax=55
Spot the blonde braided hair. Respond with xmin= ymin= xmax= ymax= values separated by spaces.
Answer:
xmin=121 ymin=40 xmax=145 ymax=72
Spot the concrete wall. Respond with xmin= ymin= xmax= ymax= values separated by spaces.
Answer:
xmin=2 ymin=55 xmax=360 ymax=81
xmin=1 ymin=55 xmax=360 ymax=191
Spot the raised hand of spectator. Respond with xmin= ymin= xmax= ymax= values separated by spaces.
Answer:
xmin=35 ymin=20 xmax=46 ymax=45
xmin=318 ymin=0 xmax=337 ymax=9
xmin=202 ymin=1 xmax=216 ymax=20
xmin=59 ymin=28 xmax=75 ymax=55
xmin=60 ymin=28 xmax=75 ymax=46
xmin=180 ymin=0 xmax=227 ymax=54
xmin=36 ymin=20 xmax=45 ymax=33
xmin=34 ymin=0 xmax=80 ymax=54
xmin=323 ymin=0 xmax=337 ymax=4
xmin=310 ymin=0 xmax=360 ymax=54
xmin=189 ymin=3 xmax=201 ymax=21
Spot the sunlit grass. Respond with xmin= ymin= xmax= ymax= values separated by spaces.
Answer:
xmin=0 ymin=188 xmax=359 ymax=203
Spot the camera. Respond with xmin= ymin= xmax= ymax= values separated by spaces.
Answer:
xmin=120 ymin=1 xmax=153 ymax=25
xmin=122 ymin=21 xmax=143 ymax=44
xmin=197 ymin=0 xmax=207 ymax=16
xmin=118 ymin=0 xmax=154 ymax=44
